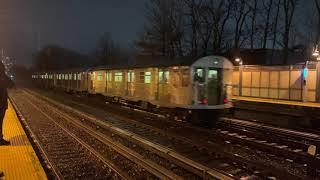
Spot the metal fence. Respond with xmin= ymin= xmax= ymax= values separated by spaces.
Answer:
xmin=233 ymin=63 xmax=318 ymax=102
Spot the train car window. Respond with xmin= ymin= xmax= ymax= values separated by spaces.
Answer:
xmin=74 ymin=74 xmax=77 ymax=80
xmin=69 ymin=74 xmax=72 ymax=80
xmin=144 ymin=72 xmax=151 ymax=84
xmin=97 ymin=72 xmax=103 ymax=81
xmin=159 ymin=71 xmax=169 ymax=83
xmin=78 ymin=73 xmax=81 ymax=80
xmin=65 ymin=74 xmax=69 ymax=80
xmin=208 ymin=69 xmax=218 ymax=80
xmin=114 ymin=72 xmax=123 ymax=82
xmin=127 ymin=72 xmax=134 ymax=82
xmin=181 ymin=69 xmax=189 ymax=87
xmin=194 ymin=68 xmax=205 ymax=82
xmin=106 ymin=72 xmax=112 ymax=81
xmin=158 ymin=71 xmax=164 ymax=83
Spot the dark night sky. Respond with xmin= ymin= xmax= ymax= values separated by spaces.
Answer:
xmin=0 ymin=0 xmax=147 ymax=66
xmin=0 ymin=1 xmax=316 ymax=66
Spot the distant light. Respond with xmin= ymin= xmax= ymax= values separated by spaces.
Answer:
xmin=214 ymin=61 xmax=218 ymax=65
xmin=235 ymin=58 xmax=241 ymax=62
xmin=312 ymin=45 xmax=319 ymax=57
xmin=239 ymin=61 xmax=243 ymax=65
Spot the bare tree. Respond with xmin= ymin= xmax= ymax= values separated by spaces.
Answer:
xmin=210 ymin=0 xmax=232 ymax=53
xmin=183 ymin=0 xmax=203 ymax=56
xmin=232 ymin=0 xmax=250 ymax=48
xmin=249 ymin=0 xmax=258 ymax=49
xmin=272 ymin=0 xmax=281 ymax=51
xmin=282 ymin=0 xmax=299 ymax=64
xmin=139 ymin=0 xmax=184 ymax=57
xmin=95 ymin=32 xmax=121 ymax=65
xmin=262 ymin=0 xmax=274 ymax=48
xmin=315 ymin=0 xmax=320 ymax=45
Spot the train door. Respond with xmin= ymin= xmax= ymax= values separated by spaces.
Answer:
xmin=193 ymin=67 xmax=221 ymax=105
xmin=157 ymin=68 xmax=170 ymax=102
xmin=127 ymin=71 xmax=134 ymax=96
xmin=207 ymin=69 xmax=221 ymax=105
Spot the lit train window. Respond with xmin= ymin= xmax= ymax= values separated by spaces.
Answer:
xmin=69 ymin=74 xmax=72 ymax=80
xmin=208 ymin=69 xmax=218 ymax=79
xmin=106 ymin=72 xmax=112 ymax=81
xmin=194 ymin=68 xmax=205 ymax=82
xmin=78 ymin=73 xmax=81 ymax=80
xmin=74 ymin=74 xmax=77 ymax=80
xmin=159 ymin=71 xmax=169 ymax=83
xmin=114 ymin=72 xmax=123 ymax=82
xmin=62 ymin=74 xmax=65 ymax=80
xmin=127 ymin=72 xmax=134 ymax=82
xmin=145 ymin=72 xmax=151 ymax=84
xmin=97 ymin=72 xmax=103 ymax=81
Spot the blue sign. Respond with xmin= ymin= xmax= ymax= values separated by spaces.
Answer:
xmin=303 ymin=67 xmax=308 ymax=79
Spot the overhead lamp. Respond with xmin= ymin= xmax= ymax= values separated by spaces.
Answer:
xmin=312 ymin=45 xmax=319 ymax=57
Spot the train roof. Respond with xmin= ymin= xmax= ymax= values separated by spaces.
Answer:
xmin=35 ymin=55 xmax=232 ymax=74
xmin=90 ymin=55 xmax=231 ymax=71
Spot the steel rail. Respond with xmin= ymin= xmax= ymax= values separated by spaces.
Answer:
xmin=19 ymin=93 xmax=130 ymax=180
xmin=22 ymin=90 xmax=184 ymax=180
xmin=24 ymin=88 xmax=235 ymax=180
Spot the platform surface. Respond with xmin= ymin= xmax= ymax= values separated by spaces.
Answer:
xmin=0 ymin=100 xmax=47 ymax=180
xmin=233 ymin=96 xmax=320 ymax=108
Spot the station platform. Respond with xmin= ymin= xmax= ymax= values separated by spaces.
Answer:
xmin=231 ymin=96 xmax=320 ymax=128
xmin=233 ymin=96 xmax=320 ymax=109
xmin=0 ymin=100 xmax=47 ymax=180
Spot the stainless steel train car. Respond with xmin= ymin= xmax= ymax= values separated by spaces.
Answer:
xmin=32 ymin=55 xmax=234 ymax=125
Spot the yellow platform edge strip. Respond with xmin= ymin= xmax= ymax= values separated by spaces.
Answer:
xmin=0 ymin=100 xmax=47 ymax=180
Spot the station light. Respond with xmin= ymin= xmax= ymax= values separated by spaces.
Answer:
xmin=303 ymin=67 xmax=308 ymax=79
xmin=235 ymin=57 xmax=241 ymax=62
xmin=312 ymin=45 xmax=319 ymax=57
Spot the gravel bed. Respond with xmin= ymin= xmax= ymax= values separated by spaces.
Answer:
xmin=10 ymin=92 xmax=119 ymax=179
xmin=25 ymin=88 xmax=316 ymax=179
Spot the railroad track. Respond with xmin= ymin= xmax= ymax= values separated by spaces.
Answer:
xmin=10 ymin=92 xmax=126 ymax=179
xmin=219 ymin=118 xmax=320 ymax=154
xmin=22 ymin=88 xmax=310 ymax=180
xmin=11 ymin=89 xmax=234 ymax=180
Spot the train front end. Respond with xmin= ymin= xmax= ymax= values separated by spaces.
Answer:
xmin=188 ymin=56 xmax=233 ymax=126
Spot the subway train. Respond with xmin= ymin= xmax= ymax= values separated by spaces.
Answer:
xmin=32 ymin=55 xmax=234 ymax=125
